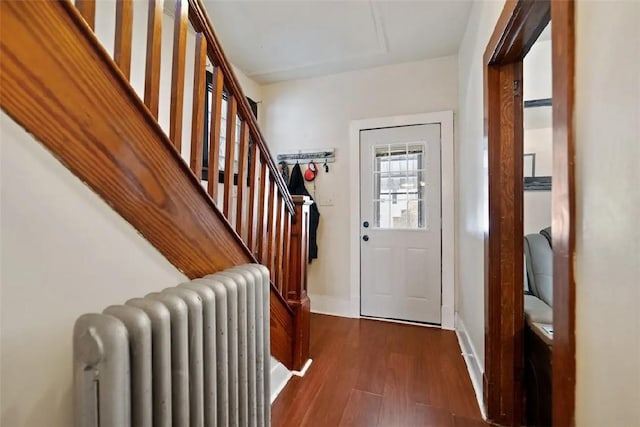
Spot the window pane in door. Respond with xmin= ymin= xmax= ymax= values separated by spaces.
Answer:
xmin=373 ymin=142 xmax=427 ymax=230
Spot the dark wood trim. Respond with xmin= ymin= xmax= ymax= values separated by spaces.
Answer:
xmin=144 ymin=0 xmax=162 ymax=119
xmin=288 ymin=196 xmax=312 ymax=370
xmin=76 ymin=0 xmax=96 ymax=30
xmin=483 ymin=61 xmax=525 ymax=426
xmin=236 ymin=122 xmax=250 ymax=239
xmin=247 ymin=142 xmax=260 ymax=253
xmin=483 ymin=0 xmax=558 ymax=425
xmin=114 ymin=0 xmax=133 ymax=80
xmin=223 ymin=95 xmax=238 ymax=217
xmin=187 ymin=0 xmax=294 ymax=215
xmin=550 ymin=1 xmax=576 ymax=425
xmin=485 ymin=0 xmax=551 ymax=64
xmin=274 ymin=197 xmax=284 ymax=292
xmin=207 ymin=67 xmax=224 ymax=199
xmin=169 ymin=0 xmax=188 ymax=151
xmin=266 ymin=178 xmax=277 ymax=279
xmin=189 ymin=33 xmax=207 ymax=178
xmin=0 ymin=0 xmax=297 ymax=367
xmin=257 ymin=164 xmax=269 ymax=262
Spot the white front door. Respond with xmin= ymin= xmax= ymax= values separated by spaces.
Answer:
xmin=360 ymin=124 xmax=442 ymax=324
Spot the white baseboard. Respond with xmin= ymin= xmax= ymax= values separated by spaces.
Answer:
xmin=270 ymin=357 xmax=292 ymax=404
xmin=308 ymin=294 xmax=357 ymax=318
xmin=291 ymin=359 xmax=312 ymax=377
xmin=441 ymin=304 xmax=455 ymax=330
xmin=454 ymin=313 xmax=486 ymax=420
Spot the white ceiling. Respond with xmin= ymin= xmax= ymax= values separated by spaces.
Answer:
xmin=203 ymin=0 xmax=473 ymax=83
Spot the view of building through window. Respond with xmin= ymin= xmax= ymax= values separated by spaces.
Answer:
xmin=373 ymin=142 xmax=427 ymax=229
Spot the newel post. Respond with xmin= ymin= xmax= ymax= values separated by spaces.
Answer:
xmin=287 ymin=195 xmax=312 ymax=371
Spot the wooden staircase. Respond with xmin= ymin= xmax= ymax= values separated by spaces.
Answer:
xmin=0 ymin=0 xmax=310 ymax=371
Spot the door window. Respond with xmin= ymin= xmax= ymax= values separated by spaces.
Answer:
xmin=373 ymin=142 xmax=428 ymax=229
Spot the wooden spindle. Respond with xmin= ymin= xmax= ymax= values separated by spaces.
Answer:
xmin=76 ymin=0 xmax=96 ymax=30
xmin=283 ymin=211 xmax=292 ymax=298
xmin=169 ymin=0 xmax=188 ymax=151
xmin=189 ymin=33 xmax=207 ymax=178
xmin=247 ymin=141 xmax=260 ymax=252
xmin=144 ymin=0 xmax=162 ymax=118
xmin=257 ymin=160 xmax=268 ymax=262
xmin=267 ymin=180 xmax=276 ymax=280
xmin=274 ymin=196 xmax=284 ymax=292
xmin=223 ymin=96 xmax=237 ymax=217
xmin=236 ymin=122 xmax=250 ymax=237
xmin=207 ymin=68 xmax=224 ymax=200
xmin=114 ymin=0 xmax=133 ymax=79
xmin=288 ymin=196 xmax=312 ymax=371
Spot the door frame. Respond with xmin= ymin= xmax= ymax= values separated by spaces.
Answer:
xmin=348 ymin=111 xmax=455 ymax=329
xmin=483 ymin=0 xmax=575 ymax=425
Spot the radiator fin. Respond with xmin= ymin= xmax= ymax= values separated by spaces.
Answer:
xmin=74 ymin=264 xmax=270 ymax=427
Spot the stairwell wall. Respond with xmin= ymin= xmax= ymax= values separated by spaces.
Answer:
xmin=0 ymin=111 xmax=188 ymax=427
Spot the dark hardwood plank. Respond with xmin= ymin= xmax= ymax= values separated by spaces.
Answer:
xmin=413 ymin=403 xmax=455 ymax=427
xmin=273 ymin=316 xmax=356 ymax=426
xmin=550 ymin=1 xmax=576 ymax=425
xmin=353 ymin=320 xmax=390 ymax=395
xmin=169 ymin=0 xmax=188 ymax=151
xmin=299 ymin=329 xmax=360 ymax=426
xmin=235 ymin=122 xmax=250 ymax=238
xmin=114 ymin=0 xmax=133 ymax=80
xmin=453 ymin=414 xmax=490 ymax=427
xmin=410 ymin=329 xmax=451 ymax=410
xmin=189 ymin=33 xmax=207 ymax=178
xmin=223 ymin=95 xmax=237 ymax=217
xmin=0 ymin=0 xmax=296 ymax=369
xmin=338 ymin=390 xmax=382 ymax=427
xmin=439 ymin=333 xmax=483 ymax=420
xmin=273 ymin=315 xmax=486 ymax=427
xmin=76 ymin=0 xmax=96 ymax=30
xmin=378 ymin=352 xmax=416 ymax=426
xmin=144 ymin=0 xmax=162 ymax=118
xmin=247 ymin=141 xmax=260 ymax=253
xmin=207 ymin=67 xmax=224 ymax=199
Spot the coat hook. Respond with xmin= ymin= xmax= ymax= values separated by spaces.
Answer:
xmin=324 ymin=158 xmax=329 ymax=173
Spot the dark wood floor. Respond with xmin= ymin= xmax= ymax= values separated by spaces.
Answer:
xmin=272 ymin=314 xmax=487 ymax=427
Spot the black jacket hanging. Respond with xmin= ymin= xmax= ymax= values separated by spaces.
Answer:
xmin=288 ymin=163 xmax=320 ymax=262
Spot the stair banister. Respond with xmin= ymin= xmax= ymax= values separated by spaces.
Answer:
xmin=0 ymin=0 xmax=310 ymax=371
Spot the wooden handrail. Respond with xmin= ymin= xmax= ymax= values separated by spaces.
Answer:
xmin=187 ymin=0 xmax=295 ymax=215
xmin=0 ymin=0 xmax=309 ymax=369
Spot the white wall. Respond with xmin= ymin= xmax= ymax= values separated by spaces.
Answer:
xmin=260 ymin=56 xmax=458 ymax=315
xmin=523 ymin=127 xmax=552 ymax=235
xmin=0 ymin=112 xmax=188 ymax=426
xmin=523 ymin=39 xmax=552 ymax=235
xmin=523 ymin=39 xmax=552 ymax=101
xmin=455 ymin=0 xmax=506 ymax=392
xmin=574 ymin=2 xmax=640 ymax=425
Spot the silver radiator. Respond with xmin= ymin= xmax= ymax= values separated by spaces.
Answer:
xmin=73 ymin=263 xmax=271 ymax=427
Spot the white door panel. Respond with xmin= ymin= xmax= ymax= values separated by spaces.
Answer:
xmin=360 ymin=124 xmax=441 ymax=324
